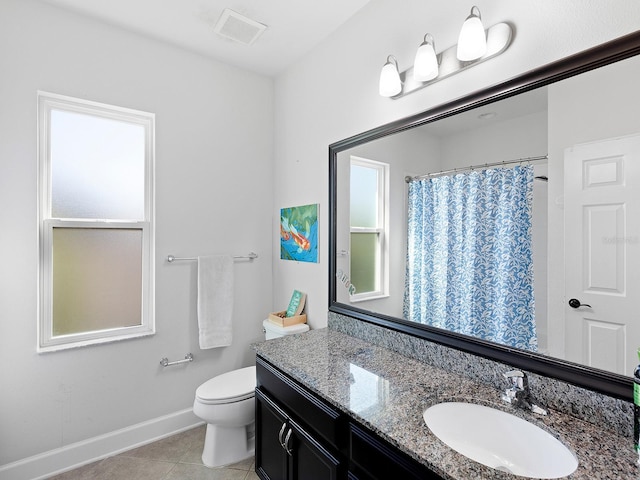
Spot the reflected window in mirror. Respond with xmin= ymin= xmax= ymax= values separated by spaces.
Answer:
xmin=349 ymin=363 xmax=390 ymax=415
xmin=349 ymin=157 xmax=389 ymax=301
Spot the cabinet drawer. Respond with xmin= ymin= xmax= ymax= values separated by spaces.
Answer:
xmin=256 ymin=356 xmax=344 ymax=449
xmin=349 ymin=424 xmax=442 ymax=480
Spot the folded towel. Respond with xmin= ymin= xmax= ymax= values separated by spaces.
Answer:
xmin=197 ymin=255 xmax=234 ymax=349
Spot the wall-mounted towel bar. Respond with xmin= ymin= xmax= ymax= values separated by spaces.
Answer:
xmin=160 ymin=353 xmax=194 ymax=367
xmin=167 ymin=252 xmax=258 ymax=263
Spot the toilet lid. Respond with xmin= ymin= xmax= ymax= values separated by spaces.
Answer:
xmin=196 ymin=366 xmax=256 ymax=404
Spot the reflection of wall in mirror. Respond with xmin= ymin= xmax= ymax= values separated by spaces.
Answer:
xmin=336 ymin=130 xmax=438 ymax=316
xmin=547 ymin=54 xmax=640 ymax=366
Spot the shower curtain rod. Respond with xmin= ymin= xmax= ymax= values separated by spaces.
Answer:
xmin=404 ymin=155 xmax=548 ymax=183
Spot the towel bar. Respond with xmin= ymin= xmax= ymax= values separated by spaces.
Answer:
xmin=160 ymin=353 xmax=194 ymax=367
xmin=167 ymin=252 xmax=258 ymax=262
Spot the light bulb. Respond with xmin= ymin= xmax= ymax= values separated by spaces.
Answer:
xmin=457 ymin=6 xmax=487 ymax=61
xmin=379 ymin=55 xmax=402 ymax=97
xmin=413 ymin=34 xmax=438 ymax=82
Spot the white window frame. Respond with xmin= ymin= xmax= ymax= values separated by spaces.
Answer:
xmin=349 ymin=156 xmax=390 ymax=302
xmin=37 ymin=91 xmax=155 ymax=352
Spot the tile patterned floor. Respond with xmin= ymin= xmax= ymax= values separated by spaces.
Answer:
xmin=48 ymin=425 xmax=259 ymax=480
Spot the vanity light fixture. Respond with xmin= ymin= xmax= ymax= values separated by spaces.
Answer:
xmin=379 ymin=6 xmax=512 ymax=99
xmin=379 ymin=55 xmax=402 ymax=97
xmin=457 ymin=6 xmax=487 ymax=61
xmin=413 ymin=34 xmax=439 ymax=82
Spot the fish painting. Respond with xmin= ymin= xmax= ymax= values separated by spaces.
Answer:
xmin=280 ymin=204 xmax=318 ymax=262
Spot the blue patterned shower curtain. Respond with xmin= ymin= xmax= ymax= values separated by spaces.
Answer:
xmin=403 ymin=165 xmax=537 ymax=351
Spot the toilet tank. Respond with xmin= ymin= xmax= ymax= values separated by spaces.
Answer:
xmin=263 ymin=319 xmax=309 ymax=340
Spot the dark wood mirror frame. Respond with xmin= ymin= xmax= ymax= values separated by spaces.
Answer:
xmin=329 ymin=30 xmax=640 ymax=402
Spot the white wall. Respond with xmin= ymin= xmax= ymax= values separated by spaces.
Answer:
xmin=272 ymin=0 xmax=640 ymax=329
xmin=0 ymin=0 xmax=273 ymax=474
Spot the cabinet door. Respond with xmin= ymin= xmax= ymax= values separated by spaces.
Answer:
xmin=349 ymin=424 xmax=443 ymax=480
xmin=288 ymin=418 xmax=342 ymax=480
xmin=256 ymin=389 xmax=288 ymax=480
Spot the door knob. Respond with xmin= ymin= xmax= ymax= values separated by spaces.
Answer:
xmin=568 ymin=298 xmax=592 ymax=309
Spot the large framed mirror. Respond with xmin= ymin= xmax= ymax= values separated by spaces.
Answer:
xmin=329 ymin=31 xmax=640 ymax=401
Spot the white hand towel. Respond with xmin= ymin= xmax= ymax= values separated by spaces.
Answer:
xmin=197 ymin=255 xmax=234 ymax=349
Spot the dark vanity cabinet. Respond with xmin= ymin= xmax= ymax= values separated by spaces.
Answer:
xmin=255 ymin=356 xmax=444 ymax=480
xmin=255 ymin=358 xmax=343 ymax=480
xmin=255 ymin=389 xmax=342 ymax=480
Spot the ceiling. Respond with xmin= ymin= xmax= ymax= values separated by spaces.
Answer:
xmin=37 ymin=0 xmax=371 ymax=76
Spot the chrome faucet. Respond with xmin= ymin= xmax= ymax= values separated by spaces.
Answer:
xmin=501 ymin=370 xmax=547 ymax=415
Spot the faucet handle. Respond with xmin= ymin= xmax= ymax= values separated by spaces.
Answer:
xmin=501 ymin=370 xmax=546 ymax=415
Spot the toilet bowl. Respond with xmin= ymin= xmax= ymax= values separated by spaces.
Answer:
xmin=194 ymin=320 xmax=310 ymax=467
xmin=193 ymin=366 xmax=257 ymax=467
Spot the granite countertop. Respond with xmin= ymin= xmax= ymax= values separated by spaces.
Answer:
xmin=252 ymin=327 xmax=638 ymax=479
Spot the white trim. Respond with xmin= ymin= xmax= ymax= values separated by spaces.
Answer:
xmin=349 ymin=156 xmax=390 ymax=300
xmin=350 ymin=292 xmax=390 ymax=303
xmin=0 ymin=409 xmax=202 ymax=480
xmin=37 ymin=91 xmax=156 ymax=352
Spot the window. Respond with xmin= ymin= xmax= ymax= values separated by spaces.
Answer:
xmin=38 ymin=92 xmax=155 ymax=352
xmin=349 ymin=156 xmax=389 ymax=301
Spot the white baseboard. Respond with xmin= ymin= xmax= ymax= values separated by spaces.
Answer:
xmin=0 ymin=408 xmax=203 ymax=480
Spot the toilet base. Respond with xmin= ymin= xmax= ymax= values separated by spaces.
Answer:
xmin=201 ymin=422 xmax=255 ymax=468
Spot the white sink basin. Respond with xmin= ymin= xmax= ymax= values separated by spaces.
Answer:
xmin=423 ymin=402 xmax=578 ymax=478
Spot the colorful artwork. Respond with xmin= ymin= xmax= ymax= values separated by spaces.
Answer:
xmin=280 ymin=204 xmax=319 ymax=262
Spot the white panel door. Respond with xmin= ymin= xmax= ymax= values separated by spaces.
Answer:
xmin=564 ymin=134 xmax=640 ymax=375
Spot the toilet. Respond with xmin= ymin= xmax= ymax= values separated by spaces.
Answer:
xmin=262 ymin=318 xmax=310 ymax=339
xmin=193 ymin=320 xmax=310 ymax=467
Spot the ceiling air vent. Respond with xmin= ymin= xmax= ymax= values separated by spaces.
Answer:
xmin=213 ymin=8 xmax=267 ymax=46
